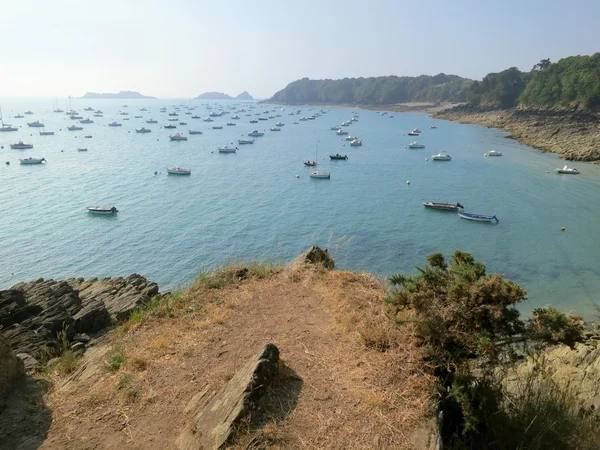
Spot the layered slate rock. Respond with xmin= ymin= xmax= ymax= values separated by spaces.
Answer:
xmin=177 ymin=344 xmax=280 ymax=450
xmin=291 ymin=245 xmax=335 ymax=269
xmin=0 ymin=275 xmax=158 ymax=361
xmin=0 ymin=334 xmax=24 ymax=411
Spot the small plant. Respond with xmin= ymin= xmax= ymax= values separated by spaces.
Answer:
xmin=125 ymin=388 xmax=138 ymax=402
xmin=105 ymin=345 xmax=126 ymax=372
xmin=45 ymin=350 xmax=79 ymax=376
xmin=129 ymin=357 xmax=148 ymax=372
xmin=117 ymin=372 xmax=133 ymax=390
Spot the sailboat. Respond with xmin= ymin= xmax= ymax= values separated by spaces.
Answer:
xmin=430 ymin=118 xmax=438 ymax=129
xmin=39 ymin=124 xmax=55 ymax=136
xmin=310 ymin=142 xmax=330 ymax=179
xmin=53 ymin=98 xmax=64 ymax=113
xmin=0 ymin=106 xmax=18 ymax=132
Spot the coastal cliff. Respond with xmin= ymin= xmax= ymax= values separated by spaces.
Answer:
xmin=437 ymin=105 xmax=600 ymax=162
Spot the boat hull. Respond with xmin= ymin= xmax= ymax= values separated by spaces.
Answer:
xmin=458 ymin=212 xmax=498 ymax=223
xmin=423 ymin=202 xmax=463 ymax=211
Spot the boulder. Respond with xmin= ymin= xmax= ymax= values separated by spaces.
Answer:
xmin=292 ymin=246 xmax=334 ymax=269
xmin=0 ymin=335 xmax=24 ymax=410
xmin=177 ymin=344 xmax=280 ymax=450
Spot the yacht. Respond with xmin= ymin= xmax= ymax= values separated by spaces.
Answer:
xmin=485 ymin=150 xmax=502 ymax=157
xmin=39 ymin=130 xmax=55 ymax=136
xmin=556 ymin=165 xmax=580 ymax=174
xmin=0 ymin=124 xmax=18 ymax=131
xmin=345 ymin=135 xmax=356 ymax=141
xmin=226 ymin=122 xmax=236 ymax=126
xmin=349 ymin=139 xmax=362 ymax=146
xmin=136 ymin=127 xmax=151 ymax=133
xmin=330 ymin=126 xmax=341 ymax=131
xmin=189 ymin=130 xmax=203 ymax=135
xmin=248 ymin=130 xmax=264 ymax=137
xmin=270 ymin=127 xmax=281 ymax=131
xmin=408 ymin=142 xmax=425 ymax=149
xmin=310 ymin=171 xmax=330 ymax=179
xmin=431 ymin=151 xmax=452 ymax=161
xmin=19 ymin=157 xmax=46 ymax=164
xmin=80 ymin=118 xmax=94 ymax=124
xmin=169 ymin=133 xmax=187 ymax=141
xmin=336 ymin=129 xmax=348 ymax=136
xmin=108 ymin=121 xmax=122 ymax=127
xmin=275 ymin=121 xmax=284 ymax=127
xmin=231 ymin=115 xmax=240 ymax=120
xmin=10 ymin=141 xmax=34 ymax=149
xmin=166 ymin=167 xmax=191 ymax=175
xmin=203 ymin=117 xmax=214 ymax=122
xmin=146 ymin=119 xmax=158 ymax=123
xmin=218 ymin=145 xmax=238 ymax=153
xmin=191 ymin=115 xmax=201 ymax=119
xmin=86 ymin=206 xmax=118 ymax=214
xmin=67 ymin=125 xmax=83 ymax=131
xmin=84 ymin=107 xmax=94 ymax=111
xmin=212 ymin=125 xmax=223 ymax=129
xmin=238 ymin=139 xmax=254 ymax=145
xmin=24 ymin=111 xmax=33 ymax=115
xmin=164 ymin=124 xmax=177 ymax=129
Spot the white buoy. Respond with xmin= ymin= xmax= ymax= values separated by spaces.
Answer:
xmin=296 ymin=174 xmax=299 ymax=178
xmin=406 ymin=180 xmax=410 ymax=185
xmin=425 ymin=158 xmax=428 ymax=161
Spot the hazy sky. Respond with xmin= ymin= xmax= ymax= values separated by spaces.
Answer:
xmin=1 ymin=0 xmax=598 ymax=99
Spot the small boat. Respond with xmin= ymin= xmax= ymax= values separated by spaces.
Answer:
xmin=24 ymin=111 xmax=33 ymax=115
xmin=345 ymin=135 xmax=355 ymax=141
xmin=275 ymin=121 xmax=284 ymax=126
xmin=330 ymin=125 xmax=341 ymax=131
xmin=0 ymin=124 xmax=18 ymax=131
xmin=212 ymin=125 xmax=223 ymax=129
xmin=258 ymin=117 xmax=268 ymax=121
xmin=270 ymin=127 xmax=281 ymax=131
xmin=108 ymin=121 xmax=122 ymax=127
xmin=191 ymin=115 xmax=201 ymax=119
xmin=169 ymin=112 xmax=178 ymax=116
xmin=70 ymin=115 xmax=83 ymax=120
xmin=84 ymin=107 xmax=94 ymax=111
xmin=39 ymin=130 xmax=55 ymax=136
xmin=136 ymin=127 xmax=151 ymax=133
xmin=87 ymin=206 xmax=118 ymax=214
xmin=80 ymin=118 xmax=94 ymax=124
xmin=231 ymin=115 xmax=240 ymax=120
xmin=218 ymin=145 xmax=238 ymax=153
xmin=179 ymin=122 xmax=188 ymax=125
xmin=147 ymin=119 xmax=158 ymax=123
xmin=27 ymin=120 xmax=44 ymax=128
xmin=458 ymin=212 xmax=499 ymax=223
xmin=134 ymin=115 xmax=143 ymax=119
xmin=203 ymin=117 xmax=214 ymax=122
xmin=10 ymin=141 xmax=33 ymax=149
xmin=19 ymin=157 xmax=46 ymax=164
xmin=349 ymin=139 xmax=362 ymax=147
xmin=330 ymin=154 xmax=348 ymax=160
xmin=485 ymin=150 xmax=502 ymax=157
xmin=336 ymin=129 xmax=348 ymax=135
xmin=423 ymin=202 xmax=464 ymax=211
xmin=310 ymin=171 xmax=330 ymax=179
xmin=78 ymin=148 xmax=88 ymax=151
xmin=432 ymin=151 xmax=452 ymax=161
xmin=166 ymin=167 xmax=191 ymax=175
xmin=304 ymin=161 xmax=317 ymax=166
xmin=238 ymin=139 xmax=254 ymax=144
xmin=248 ymin=130 xmax=264 ymax=137
xmin=408 ymin=142 xmax=425 ymax=149
xmin=164 ymin=124 xmax=177 ymax=129
xmin=85 ymin=135 xmax=92 ymax=138
xmin=556 ymin=165 xmax=580 ymax=174
xmin=168 ymin=118 xmax=178 ymax=121
xmin=189 ymin=130 xmax=203 ymax=135
xmin=226 ymin=123 xmax=236 ymax=126
xmin=407 ymin=131 xmax=419 ymax=136
xmin=14 ymin=114 xmax=24 ymax=119
xmin=94 ymin=113 xmax=103 ymax=117
xmin=67 ymin=125 xmax=83 ymax=131
xmin=169 ymin=133 xmax=187 ymax=141
xmin=249 ymin=119 xmax=258 ymax=123
xmin=413 ymin=128 xmax=422 ymax=133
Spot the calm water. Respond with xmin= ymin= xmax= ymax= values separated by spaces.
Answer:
xmin=1 ymin=98 xmax=600 ymax=315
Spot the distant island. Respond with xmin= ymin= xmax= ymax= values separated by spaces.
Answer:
xmin=81 ymin=91 xmax=155 ymax=99
xmin=195 ymin=91 xmax=254 ymax=100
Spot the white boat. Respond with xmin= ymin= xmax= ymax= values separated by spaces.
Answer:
xmin=169 ymin=133 xmax=187 ymax=141
xmin=432 ymin=151 xmax=452 ymax=161
xmin=39 ymin=130 xmax=54 ymax=136
xmin=84 ymin=107 xmax=94 ymax=111
xmin=136 ymin=127 xmax=151 ymax=133
xmin=270 ymin=127 xmax=281 ymax=131
xmin=80 ymin=118 xmax=94 ymax=124
xmin=345 ymin=136 xmax=355 ymax=141
xmin=458 ymin=212 xmax=499 ymax=223
xmin=0 ymin=124 xmax=18 ymax=131
xmin=67 ymin=125 xmax=83 ymax=131
xmin=146 ymin=119 xmax=158 ymax=123
xmin=189 ymin=130 xmax=203 ymax=135
xmin=485 ymin=150 xmax=502 ymax=156
xmin=408 ymin=142 xmax=425 ymax=149
xmin=166 ymin=167 xmax=191 ymax=175
xmin=248 ymin=130 xmax=264 ymax=137
xmin=310 ymin=171 xmax=330 ymax=179
xmin=86 ymin=206 xmax=118 ymax=214
xmin=336 ymin=129 xmax=348 ymax=135
xmin=349 ymin=139 xmax=362 ymax=147
xmin=231 ymin=115 xmax=240 ymax=120
xmin=330 ymin=125 xmax=341 ymax=131
xmin=238 ymin=139 xmax=254 ymax=145
xmin=556 ymin=165 xmax=580 ymax=174
xmin=408 ymin=131 xmax=420 ymax=136
xmin=275 ymin=121 xmax=284 ymax=126
xmin=27 ymin=120 xmax=44 ymax=128
xmin=108 ymin=121 xmax=121 ymax=127
xmin=212 ymin=125 xmax=223 ymax=129
xmin=203 ymin=117 xmax=214 ymax=122
xmin=413 ymin=128 xmax=422 ymax=133
xmin=10 ymin=141 xmax=33 ymax=149
xmin=19 ymin=157 xmax=46 ymax=164
xmin=24 ymin=111 xmax=33 ymax=115
xmin=218 ymin=145 xmax=238 ymax=153
xmin=78 ymin=148 xmax=88 ymax=151
xmin=226 ymin=123 xmax=236 ymax=126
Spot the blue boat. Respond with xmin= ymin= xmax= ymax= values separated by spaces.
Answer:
xmin=458 ymin=212 xmax=499 ymax=223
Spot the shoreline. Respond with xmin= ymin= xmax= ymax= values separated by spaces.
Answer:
xmin=265 ymin=100 xmax=463 ymax=115
xmin=436 ymin=105 xmax=600 ymax=163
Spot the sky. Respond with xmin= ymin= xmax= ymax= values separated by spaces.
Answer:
xmin=1 ymin=0 xmax=599 ymax=99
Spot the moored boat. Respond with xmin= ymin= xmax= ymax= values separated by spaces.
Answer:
xmin=458 ymin=212 xmax=499 ymax=223
xmin=431 ymin=151 xmax=452 ymax=161
xmin=349 ymin=139 xmax=362 ymax=147
xmin=189 ymin=130 xmax=203 ymax=135
xmin=423 ymin=202 xmax=464 ymax=211
xmin=39 ymin=131 xmax=55 ymax=135
xmin=303 ymin=160 xmax=317 ymax=166
xmin=19 ymin=157 xmax=46 ymax=164
xmin=27 ymin=120 xmax=44 ymax=127
xmin=169 ymin=133 xmax=187 ymax=141
xmin=166 ymin=167 xmax=191 ymax=175
xmin=270 ymin=127 xmax=281 ymax=131
xmin=218 ymin=145 xmax=238 ymax=153
xmin=108 ymin=121 xmax=121 ymax=127
xmin=329 ymin=154 xmax=348 ymax=160
xmin=248 ymin=130 xmax=264 ymax=137
xmin=310 ymin=171 xmax=330 ymax=179
xmin=136 ymin=127 xmax=151 ymax=133
xmin=87 ymin=206 xmax=118 ymax=214
xmin=67 ymin=125 xmax=83 ymax=131
xmin=485 ymin=150 xmax=502 ymax=156
xmin=408 ymin=142 xmax=425 ymax=149
xmin=10 ymin=141 xmax=33 ymax=149
xmin=238 ymin=139 xmax=254 ymax=144
xmin=336 ymin=129 xmax=348 ymax=136
xmin=556 ymin=165 xmax=580 ymax=174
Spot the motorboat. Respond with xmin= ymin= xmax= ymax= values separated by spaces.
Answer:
xmin=231 ymin=115 xmax=240 ymax=120
xmin=169 ymin=133 xmax=187 ymax=141
xmin=80 ymin=118 xmax=94 ymax=124
xmin=203 ymin=117 xmax=214 ymax=122
xmin=330 ymin=154 xmax=348 ymax=160
xmin=248 ymin=130 xmax=264 ymax=137
xmin=189 ymin=130 xmax=203 ymax=135
xmin=209 ymin=111 xmax=222 ymax=117
xmin=86 ymin=206 xmax=118 ymax=214
xmin=218 ymin=145 xmax=238 ymax=153
xmin=168 ymin=118 xmax=178 ymax=121
xmin=300 ymin=116 xmax=308 ymax=121
xmin=408 ymin=142 xmax=425 ymax=149
xmin=0 ymin=124 xmax=18 ymax=131
xmin=67 ymin=125 xmax=83 ymax=131
xmin=249 ymin=119 xmax=258 ymax=123
xmin=70 ymin=115 xmax=83 ymax=120
xmin=485 ymin=150 xmax=502 ymax=156
xmin=345 ymin=136 xmax=355 ymax=141
xmin=330 ymin=125 xmax=341 ymax=131
xmin=423 ymin=202 xmax=464 ymax=211
xmin=39 ymin=131 xmax=55 ymax=135
xmin=556 ymin=165 xmax=580 ymax=174
xmin=212 ymin=125 xmax=223 ymax=129
xmin=164 ymin=124 xmax=177 ymax=129
xmin=408 ymin=131 xmax=419 ymax=136
xmin=136 ymin=127 xmax=151 ymax=133
xmin=14 ymin=114 xmax=24 ymax=118
xmin=191 ymin=115 xmax=201 ymax=119
xmin=108 ymin=121 xmax=122 ymax=127
xmin=10 ymin=141 xmax=33 ymax=149
xmin=84 ymin=107 xmax=94 ymax=111
xmin=134 ymin=115 xmax=143 ymax=118
xmin=24 ymin=111 xmax=33 ymax=115
xmin=169 ymin=112 xmax=178 ymax=116
xmin=27 ymin=120 xmax=44 ymax=127
xmin=78 ymin=148 xmax=88 ymax=151
xmin=20 ymin=157 xmax=46 ymax=164
xmin=94 ymin=114 xmax=103 ymax=117
xmin=349 ymin=139 xmax=362 ymax=147
xmin=303 ymin=160 xmax=317 ymax=166
xmin=270 ymin=127 xmax=281 ymax=131
xmin=310 ymin=171 xmax=330 ymax=179
xmin=413 ymin=128 xmax=422 ymax=133
xmin=226 ymin=123 xmax=236 ymax=126
xmin=275 ymin=122 xmax=284 ymax=126
xmin=84 ymin=135 xmax=92 ymax=138
xmin=238 ymin=139 xmax=254 ymax=144
xmin=258 ymin=117 xmax=268 ymax=121
xmin=336 ymin=129 xmax=348 ymax=136
xmin=146 ymin=119 xmax=158 ymax=123
xmin=432 ymin=151 xmax=452 ymax=161
xmin=458 ymin=212 xmax=499 ymax=223
xmin=179 ymin=122 xmax=187 ymax=125
xmin=166 ymin=167 xmax=191 ymax=175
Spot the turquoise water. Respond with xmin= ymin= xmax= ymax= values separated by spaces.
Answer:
xmin=1 ymin=98 xmax=600 ymax=315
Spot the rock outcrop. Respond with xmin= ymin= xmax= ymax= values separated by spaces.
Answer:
xmin=0 ymin=275 xmax=158 ymax=362
xmin=177 ymin=343 xmax=281 ymax=450
xmin=0 ymin=334 xmax=24 ymax=411
xmin=291 ymin=245 xmax=335 ymax=269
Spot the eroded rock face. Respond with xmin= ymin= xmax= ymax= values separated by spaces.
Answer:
xmin=177 ymin=344 xmax=281 ymax=450
xmin=0 ymin=334 xmax=24 ymax=411
xmin=0 ymin=275 xmax=159 ymax=361
xmin=293 ymin=246 xmax=335 ymax=269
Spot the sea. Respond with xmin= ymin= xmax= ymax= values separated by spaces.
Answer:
xmin=1 ymin=98 xmax=600 ymax=316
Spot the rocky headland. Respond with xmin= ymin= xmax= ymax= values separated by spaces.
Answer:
xmin=437 ymin=105 xmax=600 ymax=162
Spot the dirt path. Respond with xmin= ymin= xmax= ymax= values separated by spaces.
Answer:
xmin=28 ymin=268 xmax=434 ymax=449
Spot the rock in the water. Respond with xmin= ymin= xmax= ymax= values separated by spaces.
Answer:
xmin=0 ymin=335 xmax=24 ymax=410
xmin=16 ymin=353 xmax=42 ymax=372
xmin=293 ymin=245 xmax=334 ymax=269
xmin=177 ymin=343 xmax=280 ymax=450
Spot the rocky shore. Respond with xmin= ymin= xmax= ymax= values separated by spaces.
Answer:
xmin=437 ymin=105 xmax=600 ymax=162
